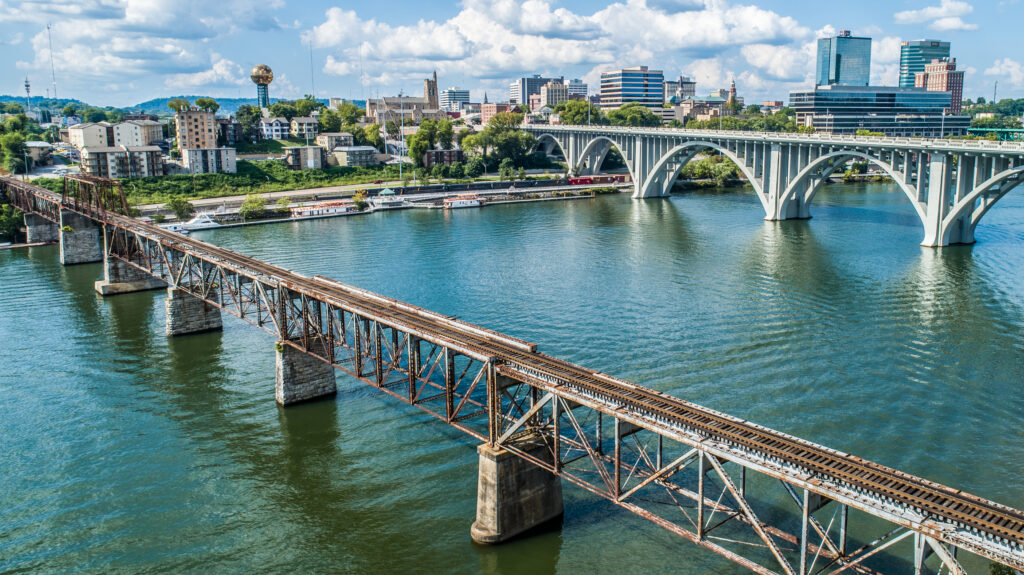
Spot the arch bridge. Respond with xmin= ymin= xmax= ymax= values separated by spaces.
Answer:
xmin=525 ymin=125 xmax=1024 ymax=247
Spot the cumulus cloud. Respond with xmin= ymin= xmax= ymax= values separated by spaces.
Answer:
xmin=985 ymin=58 xmax=1024 ymax=86
xmin=165 ymin=57 xmax=246 ymax=89
xmin=893 ymin=0 xmax=977 ymax=31
xmin=8 ymin=0 xmax=287 ymax=97
xmin=307 ymin=0 xmax=811 ymax=103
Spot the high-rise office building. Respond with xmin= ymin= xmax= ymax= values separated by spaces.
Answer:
xmin=816 ymin=31 xmax=871 ymax=87
xmin=915 ymin=57 xmax=964 ymax=114
xmin=899 ymin=40 xmax=950 ymax=88
xmin=567 ymin=79 xmax=588 ymax=97
xmin=599 ymin=66 xmax=665 ymax=109
xmin=439 ymin=87 xmax=470 ymax=112
xmin=789 ymin=85 xmax=968 ymax=137
xmin=509 ymin=75 xmax=564 ymax=104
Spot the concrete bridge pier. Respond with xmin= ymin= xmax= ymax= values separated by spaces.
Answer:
xmin=58 ymin=210 xmax=102 ymax=265
xmin=23 ymin=213 xmax=58 ymax=243
xmin=275 ymin=341 xmax=337 ymax=406
xmin=470 ymin=437 xmax=563 ymax=544
xmin=164 ymin=287 xmax=222 ymax=336
xmin=95 ymin=229 xmax=167 ymax=295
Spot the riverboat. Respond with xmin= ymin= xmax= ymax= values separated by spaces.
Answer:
xmin=443 ymin=194 xmax=483 ymax=209
xmin=290 ymin=201 xmax=355 ymax=218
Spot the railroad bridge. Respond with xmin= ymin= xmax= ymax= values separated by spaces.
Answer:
xmin=524 ymin=125 xmax=1024 ymax=247
xmin=3 ymin=175 xmax=1023 ymax=575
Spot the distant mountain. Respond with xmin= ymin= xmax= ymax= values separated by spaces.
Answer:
xmin=0 ymin=94 xmax=366 ymax=116
xmin=129 ymin=96 xmax=357 ymax=116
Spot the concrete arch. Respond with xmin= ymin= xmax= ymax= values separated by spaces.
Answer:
xmin=940 ymin=166 xmax=1024 ymax=244
xmin=534 ymin=133 xmax=565 ymax=158
xmin=640 ymin=141 xmax=767 ymax=211
xmin=779 ymin=150 xmax=927 ymax=222
xmin=576 ymin=135 xmax=635 ymax=181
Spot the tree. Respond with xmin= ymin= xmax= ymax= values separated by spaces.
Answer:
xmin=407 ymin=132 xmax=431 ymax=167
xmin=744 ymin=104 xmax=762 ymax=115
xmin=352 ymin=191 xmax=368 ymax=211
xmin=275 ymin=197 xmax=291 ymax=215
xmin=449 ymin=162 xmax=464 ymax=179
xmin=455 ymin=128 xmax=472 ymax=149
xmin=165 ymin=196 xmax=195 ymax=221
xmin=238 ymin=194 xmax=267 ymax=220
xmin=294 ymin=95 xmax=323 ymax=118
xmin=487 ymin=111 xmax=523 ymax=130
xmin=167 ymin=98 xmax=191 ymax=113
xmin=517 ymin=167 xmax=525 ymax=180
xmin=335 ymin=101 xmax=364 ymax=125
xmin=667 ymin=119 xmax=685 ymax=128
xmin=431 ymin=164 xmax=444 ymax=179
xmin=553 ymin=100 xmax=603 ymax=125
xmin=0 ymin=132 xmax=27 ymax=174
xmin=437 ymin=119 xmax=454 ymax=150
xmin=385 ymin=120 xmax=400 ymax=140
xmin=499 ymin=158 xmax=515 ymax=179
xmin=606 ymin=103 xmax=661 ymax=127
xmin=465 ymin=156 xmax=485 ymax=178
xmin=363 ymin=124 xmax=384 ymax=152
xmin=61 ymin=104 xmax=77 ymax=117
xmin=236 ymin=105 xmax=263 ymax=141
xmin=194 ymin=98 xmax=220 ymax=113
xmin=269 ymin=101 xmax=299 ymax=121
xmin=0 ymin=204 xmax=22 ymax=242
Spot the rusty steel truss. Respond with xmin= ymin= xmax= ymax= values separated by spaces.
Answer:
xmin=3 ymin=175 xmax=1023 ymax=574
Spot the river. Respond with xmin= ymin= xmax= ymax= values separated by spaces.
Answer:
xmin=2 ymin=183 xmax=1022 ymax=573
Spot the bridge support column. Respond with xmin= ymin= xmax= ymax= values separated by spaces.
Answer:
xmin=921 ymin=154 xmax=953 ymax=247
xmin=470 ymin=438 xmax=563 ymax=544
xmin=95 ymin=230 xmax=167 ymax=295
xmin=23 ymin=213 xmax=58 ymax=243
xmin=164 ymin=287 xmax=222 ymax=336
xmin=275 ymin=341 xmax=337 ymax=406
xmin=58 ymin=210 xmax=102 ymax=265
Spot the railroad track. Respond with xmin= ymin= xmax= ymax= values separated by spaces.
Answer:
xmin=13 ymin=180 xmax=1022 ymax=561
xmin=105 ymin=209 xmax=1024 ymax=550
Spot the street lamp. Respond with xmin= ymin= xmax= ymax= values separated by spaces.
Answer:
xmin=940 ymin=109 xmax=946 ymax=139
xmin=22 ymin=148 xmax=29 ymax=181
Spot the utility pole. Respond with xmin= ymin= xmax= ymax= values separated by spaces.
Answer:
xmin=47 ymin=23 xmax=57 ymax=101
xmin=400 ymin=88 xmax=405 ymax=180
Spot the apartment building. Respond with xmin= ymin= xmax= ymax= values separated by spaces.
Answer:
xmin=316 ymin=132 xmax=355 ymax=150
xmin=181 ymin=147 xmax=237 ymax=174
xmin=259 ymin=117 xmax=289 ymax=140
xmin=68 ymin=122 xmax=113 ymax=149
xmin=112 ymin=120 xmax=163 ymax=147
xmin=81 ymin=145 xmax=164 ymax=178
xmin=290 ymin=116 xmax=319 ymax=139
xmin=175 ymin=108 xmax=217 ymax=149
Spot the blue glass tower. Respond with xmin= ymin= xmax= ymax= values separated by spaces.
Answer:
xmin=816 ymin=31 xmax=871 ymax=87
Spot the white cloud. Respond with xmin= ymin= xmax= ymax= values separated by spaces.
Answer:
xmin=165 ymin=57 xmax=246 ymax=89
xmin=741 ymin=44 xmax=813 ymax=81
xmin=893 ymin=0 xmax=977 ymax=30
xmin=307 ymin=0 xmax=811 ymax=104
xmin=985 ymin=58 xmax=1024 ymax=86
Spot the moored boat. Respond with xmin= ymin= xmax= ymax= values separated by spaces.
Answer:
xmin=443 ymin=194 xmax=482 ymax=209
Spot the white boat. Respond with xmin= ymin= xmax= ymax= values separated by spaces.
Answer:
xmin=159 ymin=223 xmax=190 ymax=235
xmin=372 ymin=188 xmax=409 ymax=209
xmin=181 ymin=212 xmax=222 ymax=230
xmin=443 ymin=194 xmax=483 ymax=209
xmin=290 ymin=201 xmax=355 ymax=218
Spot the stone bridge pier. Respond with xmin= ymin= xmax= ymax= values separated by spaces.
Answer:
xmin=165 ymin=287 xmax=222 ymax=336
xmin=58 ymin=210 xmax=103 ymax=265
xmin=275 ymin=341 xmax=337 ymax=406
xmin=23 ymin=213 xmax=58 ymax=243
xmin=471 ymin=372 xmax=563 ymax=544
xmin=95 ymin=228 xmax=167 ymax=295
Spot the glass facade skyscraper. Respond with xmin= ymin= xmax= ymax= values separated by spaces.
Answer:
xmin=815 ymin=31 xmax=871 ymax=87
xmin=788 ymin=85 xmax=969 ymax=137
xmin=899 ymin=39 xmax=951 ymax=87
xmin=599 ymin=66 xmax=665 ymax=109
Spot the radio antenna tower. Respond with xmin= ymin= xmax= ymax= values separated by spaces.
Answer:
xmin=24 ymin=77 xmax=31 ymax=114
xmin=47 ymin=23 xmax=58 ymax=101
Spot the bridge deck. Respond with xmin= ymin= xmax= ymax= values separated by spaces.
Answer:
xmin=3 ymin=176 xmax=1021 ymax=573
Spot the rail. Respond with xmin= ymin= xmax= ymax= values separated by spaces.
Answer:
xmin=3 ymin=175 xmax=1021 ymax=574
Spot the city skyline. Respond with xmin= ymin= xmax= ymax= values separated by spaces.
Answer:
xmin=1 ymin=0 xmax=1022 ymax=107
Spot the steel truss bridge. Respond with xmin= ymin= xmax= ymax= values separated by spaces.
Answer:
xmin=525 ymin=125 xmax=1024 ymax=247
xmin=3 ymin=175 xmax=1023 ymax=575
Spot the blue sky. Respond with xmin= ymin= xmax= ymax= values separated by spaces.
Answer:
xmin=0 ymin=0 xmax=1021 ymax=107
